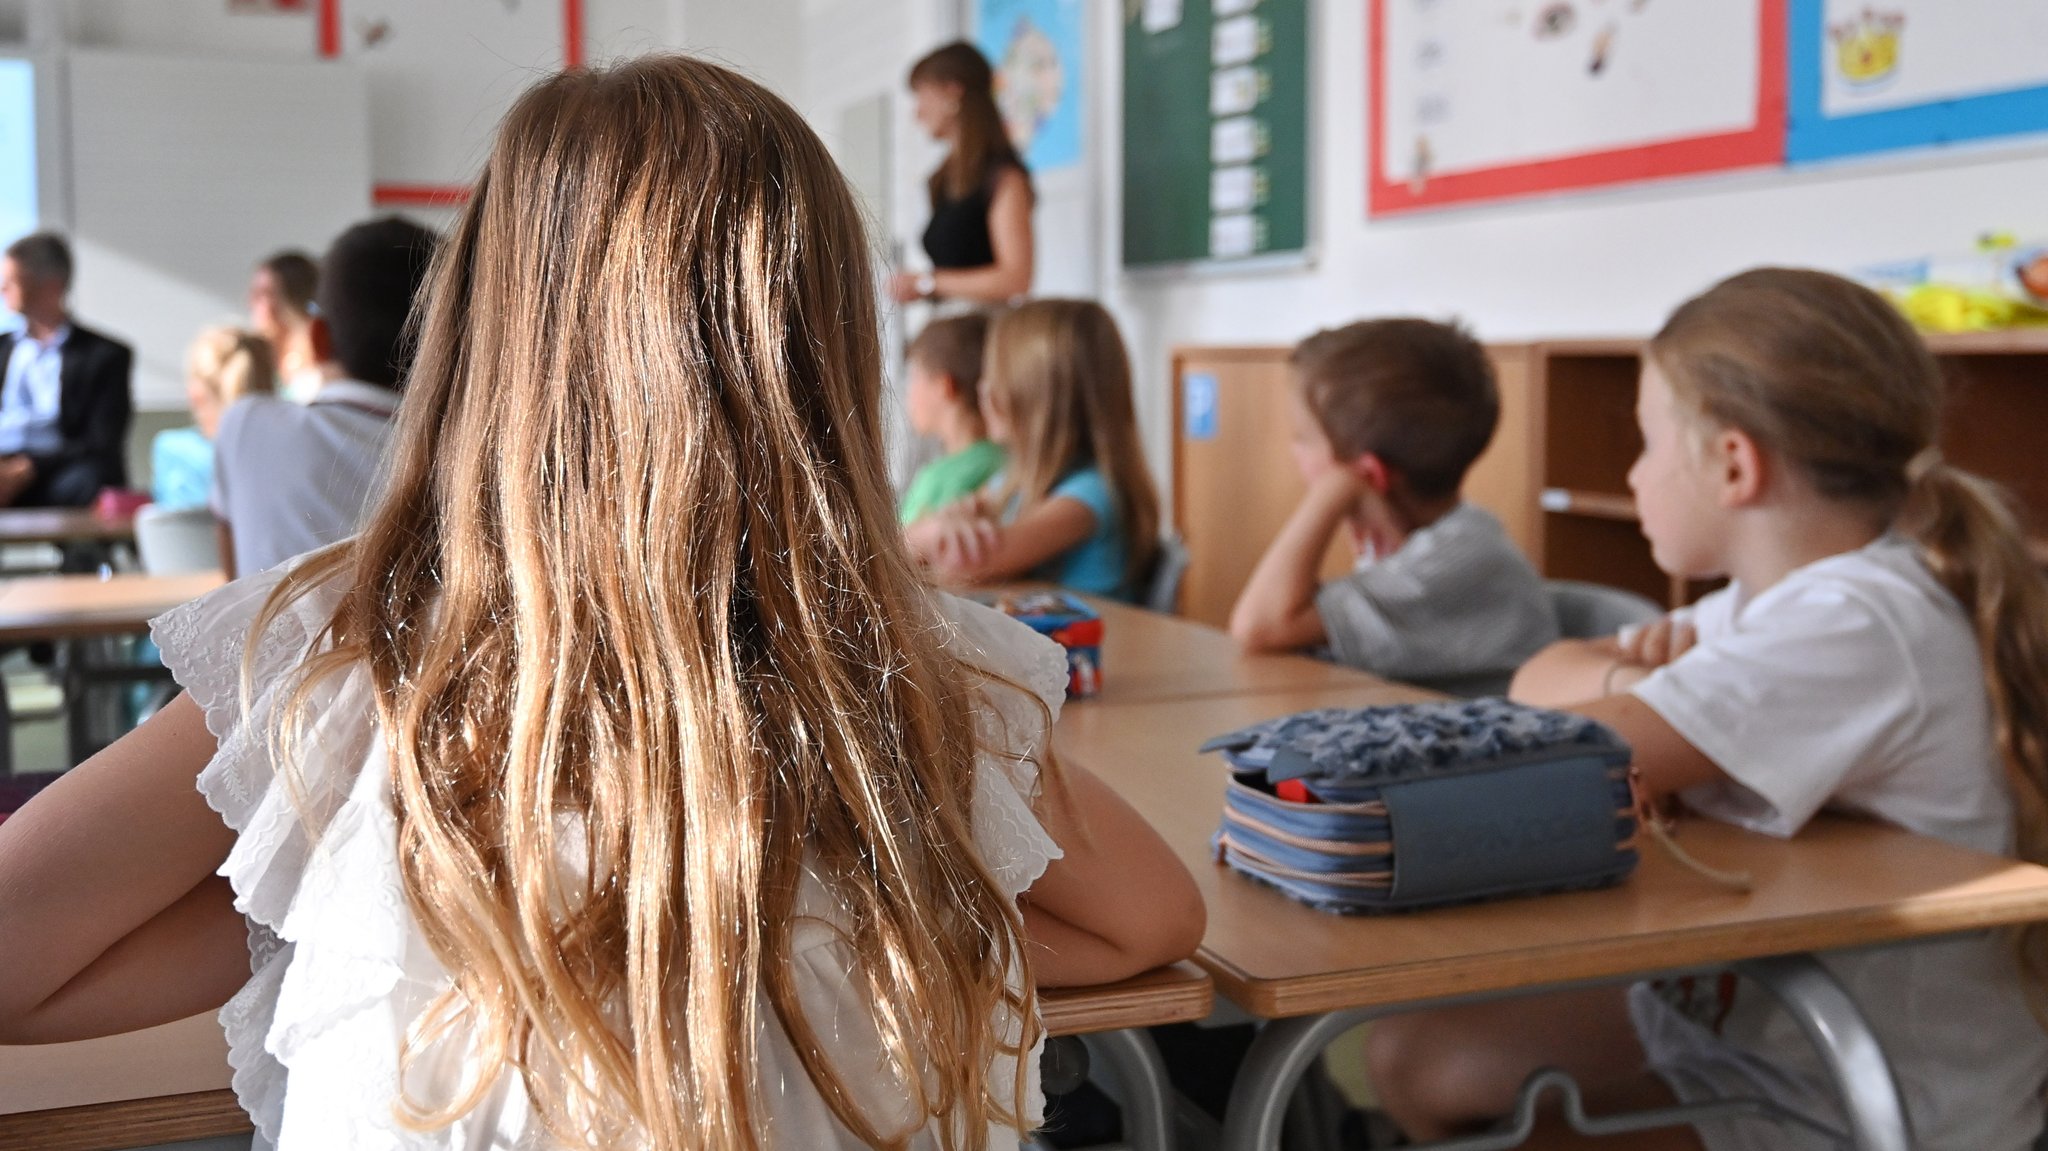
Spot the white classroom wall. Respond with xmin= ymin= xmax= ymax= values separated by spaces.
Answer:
xmin=22 ymin=0 xmax=2048 ymax=436
xmin=807 ymin=0 xmax=2048 ymax=494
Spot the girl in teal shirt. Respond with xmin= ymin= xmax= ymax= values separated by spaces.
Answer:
xmin=906 ymin=300 xmax=1158 ymax=600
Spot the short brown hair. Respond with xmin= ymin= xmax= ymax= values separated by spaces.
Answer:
xmin=259 ymin=250 xmax=319 ymax=317
xmin=6 ymin=232 xmax=72 ymax=290
xmin=906 ymin=314 xmax=988 ymax=409
xmin=1291 ymin=318 xmax=1497 ymax=500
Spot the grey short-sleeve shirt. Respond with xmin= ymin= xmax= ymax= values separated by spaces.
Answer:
xmin=1314 ymin=503 xmax=1559 ymax=694
xmin=211 ymin=381 xmax=399 ymax=575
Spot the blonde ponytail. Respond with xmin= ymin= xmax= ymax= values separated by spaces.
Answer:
xmin=1653 ymin=267 xmax=2048 ymax=1026
xmin=1898 ymin=456 xmax=2048 ymax=1017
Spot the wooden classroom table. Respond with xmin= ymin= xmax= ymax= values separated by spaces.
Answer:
xmin=1055 ymin=684 xmax=2048 ymax=1150
xmin=0 ymin=572 xmax=225 ymax=770
xmin=0 ymin=571 xmax=223 ymax=646
xmin=0 ymin=508 xmax=136 ymax=549
xmin=0 ymin=1015 xmax=241 ymax=1151
xmin=1049 ymin=591 xmax=1384 ymax=705
xmin=0 ymin=967 xmax=1213 ymax=1151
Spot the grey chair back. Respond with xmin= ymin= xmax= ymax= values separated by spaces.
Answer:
xmin=1143 ymin=536 xmax=1192 ymax=615
xmin=1547 ymin=579 xmax=1663 ymax=640
xmin=136 ymin=505 xmax=220 ymax=576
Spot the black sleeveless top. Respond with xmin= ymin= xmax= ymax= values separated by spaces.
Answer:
xmin=921 ymin=161 xmax=1025 ymax=270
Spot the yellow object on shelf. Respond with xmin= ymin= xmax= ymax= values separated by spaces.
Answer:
xmin=1890 ymin=284 xmax=2048 ymax=334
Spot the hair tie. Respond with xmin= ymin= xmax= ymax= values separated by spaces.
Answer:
xmin=1906 ymin=447 xmax=1946 ymax=484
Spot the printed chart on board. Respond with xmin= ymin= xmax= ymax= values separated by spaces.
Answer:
xmin=1788 ymin=0 xmax=2048 ymax=162
xmin=1122 ymin=0 xmax=1309 ymax=267
xmin=1369 ymin=0 xmax=1784 ymax=215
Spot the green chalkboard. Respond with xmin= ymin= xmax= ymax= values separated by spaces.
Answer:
xmin=1122 ymin=0 xmax=1309 ymax=268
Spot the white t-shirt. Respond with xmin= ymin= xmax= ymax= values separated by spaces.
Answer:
xmin=150 ymin=564 xmax=1069 ymax=1150
xmin=1629 ymin=535 xmax=2048 ymax=1151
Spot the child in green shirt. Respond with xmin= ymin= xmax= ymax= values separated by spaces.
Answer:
xmin=900 ymin=314 xmax=1005 ymax=524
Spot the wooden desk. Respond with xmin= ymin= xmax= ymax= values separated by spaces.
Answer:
xmin=0 ymin=970 xmax=1213 ymax=1151
xmin=1055 ymin=686 xmax=2048 ymax=1149
xmin=1069 ymin=594 xmax=1383 ymax=705
xmin=0 ymin=1015 xmax=242 ymax=1151
xmin=0 ymin=509 xmax=136 ymax=548
xmin=1042 ymin=960 xmax=1213 ymax=1036
xmin=0 ymin=572 xmax=223 ymax=645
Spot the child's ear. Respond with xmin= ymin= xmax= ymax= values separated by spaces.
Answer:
xmin=937 ymin=373 xmax=964 ymax=403
xmin=1349 ymin=452 xmax=1394 ymax=495
xmin=1714 ymin=427 xmax=1768 ymax=508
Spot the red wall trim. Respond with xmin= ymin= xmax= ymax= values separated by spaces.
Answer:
xmin=338 ymin=1 xmax=582 ymax=202
xmin=371 ymin=184 xmax=471 ymax=208
xmin=317 ymin=0 xmax=340 ymax=58
xmin=563 ymin=0 xmax=584 ymax=69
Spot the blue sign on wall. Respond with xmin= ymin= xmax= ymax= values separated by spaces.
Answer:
xmin=1183 ymin=372 xmax=1218 ymax=442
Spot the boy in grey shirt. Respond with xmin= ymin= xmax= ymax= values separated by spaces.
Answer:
xmin=1229 ymin=319 xmax=1557 ymax=695
xmin=212 ymin=218 xmax=435 ymax=577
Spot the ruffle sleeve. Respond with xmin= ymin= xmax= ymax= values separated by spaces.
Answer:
xmin=150 ymin=560 xmax=386 ymax=1148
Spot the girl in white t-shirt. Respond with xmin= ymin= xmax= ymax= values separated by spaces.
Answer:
xmin=1368 ymin=267 xmax=2048 ymax=1151
xmin=0 ymin=56 xmax=1203 ymax=1150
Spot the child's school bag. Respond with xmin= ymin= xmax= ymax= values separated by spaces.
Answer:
xmin=1198 ymin=699 xmax=1640 ymax=913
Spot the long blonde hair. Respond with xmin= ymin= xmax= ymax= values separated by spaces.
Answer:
xmin=1652 ymin=267 xmax=2048 ymax=1019
xmin=258 ymin=56 xmax=1035 ymax=1148
xmin=983 ymin=299 xmax=1160 ymax=594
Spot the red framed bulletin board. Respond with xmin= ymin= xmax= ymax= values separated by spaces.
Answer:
xmin=316 ymin=0 xmax=584 ymax=208
xmin=1368 ymin=0 xmax=1785 ymax=217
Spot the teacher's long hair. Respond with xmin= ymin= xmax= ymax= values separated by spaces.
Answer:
xmin=911 ymin=41 xmax=1025 ymax=205
xmin=258 ymin=55 xmax=1039 ymax=1149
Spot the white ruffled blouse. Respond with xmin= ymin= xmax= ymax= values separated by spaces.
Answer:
xmin=152 ymin=566 xmax=1070 ymax=1150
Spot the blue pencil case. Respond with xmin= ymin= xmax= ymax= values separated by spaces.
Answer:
xmin=1199 ymin=699 xmax=1639 ymax=914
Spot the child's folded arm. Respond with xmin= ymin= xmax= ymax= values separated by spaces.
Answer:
xmin=1509 ymin=637 xmax=1631 ymax=706
xmin=1019 ymin=763 xmax=1205 ymax=989
xmin=926 ymin=497 xmax=1097 ymax=587
xmin=1229 ymin=472 xmax=1358 ymax=652
xmin=0 ymin=694 xmax=248 ymax=1044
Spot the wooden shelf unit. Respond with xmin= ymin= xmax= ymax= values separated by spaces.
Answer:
xmin=1517 ymin=331 xmax=2048 ymax=608
xmin=1170 ymin=331 xmax=2048 ymax=623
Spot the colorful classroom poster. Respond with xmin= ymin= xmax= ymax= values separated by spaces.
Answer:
xmin=1369 ymin=0 xmax=1786 ymax=216
xmin=976 ymin=0 xmax=1085 ymax=175
xmin=1787 ymin=0 xmax=2048 ymax=163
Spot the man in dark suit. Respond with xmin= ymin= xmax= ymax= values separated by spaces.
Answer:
xmin=0 ymin=233 xmax=134 ymax=507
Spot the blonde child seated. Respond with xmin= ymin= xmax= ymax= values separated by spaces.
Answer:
xmin=1368 ymin=268 xmax=2048 ymax=1150
xmin=1229 ymin=319 xmax=1556 ymax=694
xmin=899 ymin=314 xmax=1004 ymax=524
xmin=906 ymin=299 xmax=1160 ymax=601
xmin=150 ymin=326 xmax=277 ymax=511
xmin=0 ymin=57 xmax=1203 ymax=1150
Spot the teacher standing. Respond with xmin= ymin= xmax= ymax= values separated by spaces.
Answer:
xmin=890 ymin=42 xmax=1034 ymax=308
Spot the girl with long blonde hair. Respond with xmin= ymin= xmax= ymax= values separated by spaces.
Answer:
xmin=1369 ymin=268 xmax=2048 ymax=1150
xmin=0 ymin=55 xmax=1201 ymax=1150
xmin=150 ymin=325 xmax=277 ymax=510
xmin=906 ymin=299 xmax=1161 ymax=601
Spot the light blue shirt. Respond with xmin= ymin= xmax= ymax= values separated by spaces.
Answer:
xmin=0 ymin=324 xmax=67 ymax=456
xmin=1012 ymin=465 xmax=1129 ymax=599
xmin=151 ymin=426 xmax=214 ymax=511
